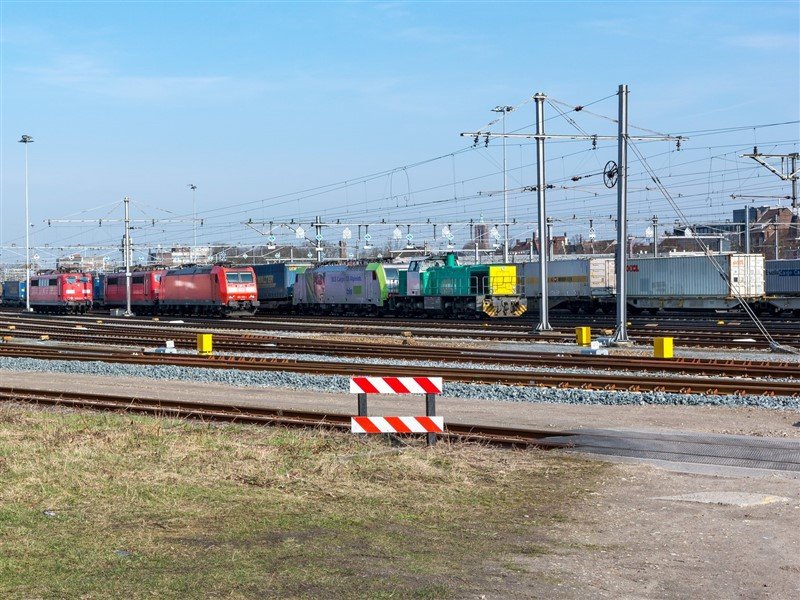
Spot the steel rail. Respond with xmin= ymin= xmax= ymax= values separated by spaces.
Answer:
xmin=3 ymin=386 xmax=798 ymax=472
xmin=3 ymin=311 xmax=799 ymax=349
xmin=3 ymin=322 xmax=800 ymax=379
xmin=0 ymin=344 xmax=798 ymax=397
xmin=0 ymin=386 xmax=569 ymax=448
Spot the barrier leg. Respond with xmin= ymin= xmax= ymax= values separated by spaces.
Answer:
xmin=426 ymin=393 xmax=437 ymax=447
xmin=357 ymin=393 xmax=368 ymax=417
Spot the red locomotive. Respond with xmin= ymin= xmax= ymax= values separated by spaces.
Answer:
xmin=105 ymin=269 xmax=165 ymax=313
xmin=29 ymin=272 xmax=93 ymax=314
xmin=159 ymin=265 xmax=259 ymax=316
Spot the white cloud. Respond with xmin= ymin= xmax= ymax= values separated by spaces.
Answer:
xmin=18 ymin=54 xmax=261 ymax=102
xmin=725 ymin=33 xmax=798 ymax=50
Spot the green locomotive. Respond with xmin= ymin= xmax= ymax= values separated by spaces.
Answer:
xmin=396 ymin=253 xmax=526 ymax=317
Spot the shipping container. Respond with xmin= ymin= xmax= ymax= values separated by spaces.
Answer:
xmin=519 ymin=257 xmax=615 ymax=312
xmin=521 ymin=257 xmax=616 ymax=298
xmin=1 ymin=280 xmax=26 ymax=305
xmin=626 ymin=253 xmax=764 ymax=310
xmin=765 ymin=259 xmax=800 ymax=295
xmin=764 ymin=259 xmax=800 ymax=312
xmin=253 ymin=264 xmax=307 ymax=309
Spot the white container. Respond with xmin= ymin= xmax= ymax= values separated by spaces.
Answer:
xmin=626 ymin=253 xmax=764 ymax=299
xmin=765 ymin=259 xmax=800 ymax=295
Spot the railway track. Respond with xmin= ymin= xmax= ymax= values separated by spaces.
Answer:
xmin=0 ymin=386 xmax=566 ymax=448
xmin=2 ymin=310 xmax=799 ymax=349
xmin=2 ymin=342 xmax=799 ymax=397
xmin=2 ymin=320 xmax=800 ymax=380
xmin=3 ymin=385 xmax=798 ymax=472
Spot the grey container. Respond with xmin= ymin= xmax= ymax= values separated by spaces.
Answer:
xmin=626 ymin=253 xmax=765 ymax=298
xmin=521 ymin=257 xmax=616 ymax=298
xmin=765 ymin=259 xmax=800 ymax=295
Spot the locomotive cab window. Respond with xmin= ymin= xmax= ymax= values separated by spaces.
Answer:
xmin=239 ymin=272 xmax=253 ymax=283
xmin=132 ymin=275 xmax=145 ymax=285
xmin=49 ymin=278 xmax=58 ymax=286
xmin=225 ymin=273 xmax=240 ymax=283
xmin=30 ymin=280 xmax=39 ymax=287
xmin=66 ymin=276 xmax=77 ymax=284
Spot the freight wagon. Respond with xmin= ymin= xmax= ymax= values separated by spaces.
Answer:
xmin=159 ymin=265 xmax=259 ymax=316
xmin=1 ymin=280 xmax=26 ymax=306
xmin=521 ymin=257 xmax=615 ymax=313
xmin=29 ymin=272 xmax=93 ymax=314
xmin=626 ymin=253 xmax=765 ymax=312
xmin=764 ymin=259 xmax=800 ymax=314
xmin=105 ymin=270 xmax=165 ymax=313
xmin=253 ymin=264 xmax=308 ymax=311
xmin=92 ymin=273 xmax=106 ymax=307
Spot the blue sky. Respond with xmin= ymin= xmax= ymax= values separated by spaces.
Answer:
xmin=1 ymin=1 xmax=798 ymax=263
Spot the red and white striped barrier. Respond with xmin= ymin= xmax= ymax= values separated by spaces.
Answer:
xmin=349 ymin=376 xmax=444 ymax=446
xmin=349 ymin=376 xmax=443 ymax=395
xmin=351 ymin=416 xmax=444 ymax=434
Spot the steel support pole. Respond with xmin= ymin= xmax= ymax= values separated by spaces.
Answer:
xmin=534 ymin=93 xmax=551 ymax=331
xmin=745 ymin=205 xmax=751 ymax=253
xmin=502 ymin=111 xmax=509 ymax=263
xmin=791 ymin=154 xmax=798 ymax=238
xmin=315 ymin=216 xmax=323 ymax=263
xmin=425 ymin=393 xmax=437 ymax=447
xmin=612 ymin=84 xmax=630 ymax=344
xmin=23 ymin=139 xmax=32 ymax=312
xmin=652 ymin=216 xmax=659 ymax=257
xmin=124 ymin=196 xmax=133 ymax=316
xmin=774 ymin=217 xmax=779 ymax=259
xmin=191 ymin=185 xmax=196 ymax=262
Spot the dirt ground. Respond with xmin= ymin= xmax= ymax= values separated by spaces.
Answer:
xmin=3 ymin=369 xmax=800 ymax=598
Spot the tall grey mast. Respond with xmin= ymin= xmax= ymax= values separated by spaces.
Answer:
xmin=18 ymin=135 xmax=34 ymax=313
xmin=491 ymin=105 xmax=513 ymax=263
xmin=123 ymin=196 xmax=133 ymax=317
xmin=188 ymin=184 xmax=198 ymax=261
xmin=611 ymin=84 xmax=630 ymax=344
xmin=533 ymin=93 xmax=551 ymax=331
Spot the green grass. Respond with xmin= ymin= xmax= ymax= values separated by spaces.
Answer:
xmin=0 ymin=404 xmax=608 ymax=598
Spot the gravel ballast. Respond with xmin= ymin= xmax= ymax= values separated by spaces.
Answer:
xmin=2 ymin=356 xmax=799 ymax=410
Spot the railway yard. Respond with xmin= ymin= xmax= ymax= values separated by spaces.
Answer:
xmin=2 ymin=299 xmax=800 ymax=598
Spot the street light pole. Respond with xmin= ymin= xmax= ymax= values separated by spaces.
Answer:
xmin=188 ymin=184 xmax=197 ymax=262
xmin=492 ymin=106 xmax=513 ymax=263
xmin=19 ymin=135 xmax=34 ymax=312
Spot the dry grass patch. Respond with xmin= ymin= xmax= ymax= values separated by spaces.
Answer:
xmin=0 ymin=403 xmax=608 ymax=598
